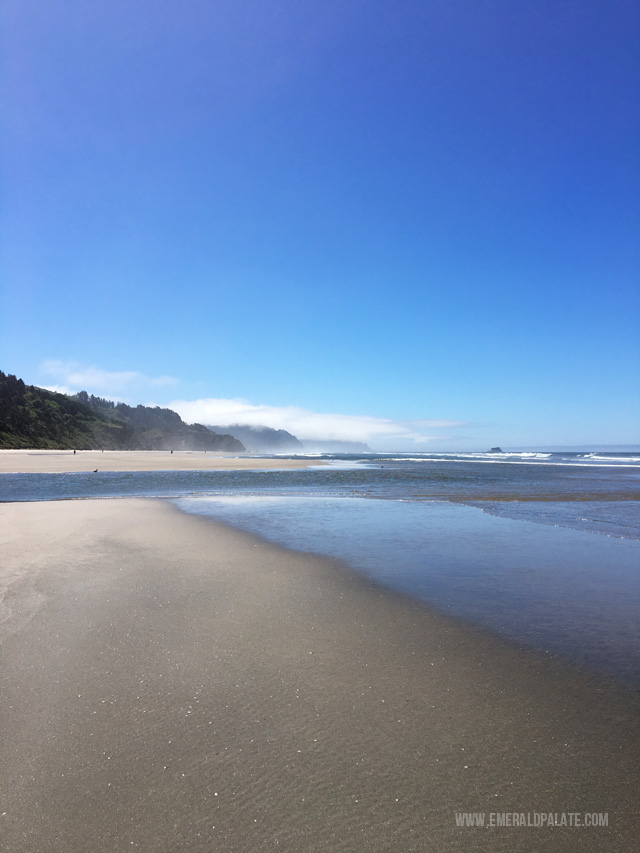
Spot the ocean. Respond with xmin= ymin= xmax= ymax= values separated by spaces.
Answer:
xmin=2 ymin=449 xmax=639 ymax=685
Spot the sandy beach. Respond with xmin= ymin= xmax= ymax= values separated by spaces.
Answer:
xmin=0 ymin=449 xmax=323 ymax=474
xmin=2 ymin=499 xmax=639 ymax=852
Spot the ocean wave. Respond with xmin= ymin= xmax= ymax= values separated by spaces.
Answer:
xmin=371 ymin=453 xmax=640 ymax=468
xmin=581 ymin=454 xmax=640 ymax=463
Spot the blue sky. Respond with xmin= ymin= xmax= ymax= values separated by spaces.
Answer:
xmin=2 ymin=0 xmax=638 ymax=449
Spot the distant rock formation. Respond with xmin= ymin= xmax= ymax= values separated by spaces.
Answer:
xmin=206 ymin=424 xmax=304 ymax=453
xmin=489 ymin=446 xmax=503 ymax=453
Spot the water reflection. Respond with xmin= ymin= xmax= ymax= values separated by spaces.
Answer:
xmin=174 ymin=495 xmax=640 ymax=685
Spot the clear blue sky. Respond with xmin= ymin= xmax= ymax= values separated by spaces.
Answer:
xmin=2 ymin=0 xmax=638 ymax=449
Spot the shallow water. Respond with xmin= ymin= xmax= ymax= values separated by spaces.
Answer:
xmin=2 ymin=453 xmax=639 ymax=536
xmin=174 ymin=495 xmax=640 ymax=686
xmin=2 ymin=449 xmax=639 ymax=684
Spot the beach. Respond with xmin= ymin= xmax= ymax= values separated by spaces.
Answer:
xmin=2 ymin=498 xmax=639 ymax=852
xmin=0 ymin=449 xmax=322 ymax=474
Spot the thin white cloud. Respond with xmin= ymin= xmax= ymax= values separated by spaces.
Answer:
xmin=169 ymin=396 xmax=468 ymax=449
xmin=40 ymin=361 xmax=178 ymax=399
xmin=35 ymin=361 xmax=468 ymax=448
xmin=40 ymin=384 xmax=77 ymax=396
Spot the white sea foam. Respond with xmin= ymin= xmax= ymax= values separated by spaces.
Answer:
xmin=368 ymin=452 xmax=640 ymax=468
xmin=582 ymin=454 xmax=640 ymax=463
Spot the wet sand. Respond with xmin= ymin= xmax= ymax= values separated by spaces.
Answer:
xmin=1 ymin=499 xmax=639 ymax=852
xmin=0 ymin=449 xmax=322 ymax=474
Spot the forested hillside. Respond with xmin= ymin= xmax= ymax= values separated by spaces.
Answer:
xmin=0 ymin=372 xmax=245 ymax=451
xmin=73 ymin=392 xmax=245 ymax=451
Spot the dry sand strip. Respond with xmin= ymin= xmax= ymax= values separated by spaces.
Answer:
xmin=0 ymin=449 xmax=323 ymax=474
xmin=1 ymin=499 xmax=639 ymax=853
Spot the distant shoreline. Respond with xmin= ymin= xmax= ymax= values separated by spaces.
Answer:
xmin=0 ymin=449 xmax=325 ymax=474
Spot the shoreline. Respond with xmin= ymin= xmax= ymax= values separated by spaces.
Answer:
xmin=0 ymin=448 xmax=324 ymax=474
xmin=2 ymin=498 xmax=639 ymax=851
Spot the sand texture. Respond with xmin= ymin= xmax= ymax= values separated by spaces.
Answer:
xmin=0 ymin=449 xmax=322 ymax=474
xmin=1 ymin=499 xmax=639 ymax=852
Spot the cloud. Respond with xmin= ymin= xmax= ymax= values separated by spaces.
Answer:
xmin=35 ymin=361 xmax=469 ymax=448
xmin=39 ymin=361 xmax=178 ymax=399
xmin=168 ymin=396 xmax=468 ymax=449
xmin=40 ymin=384 xmax=77 ymax=396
